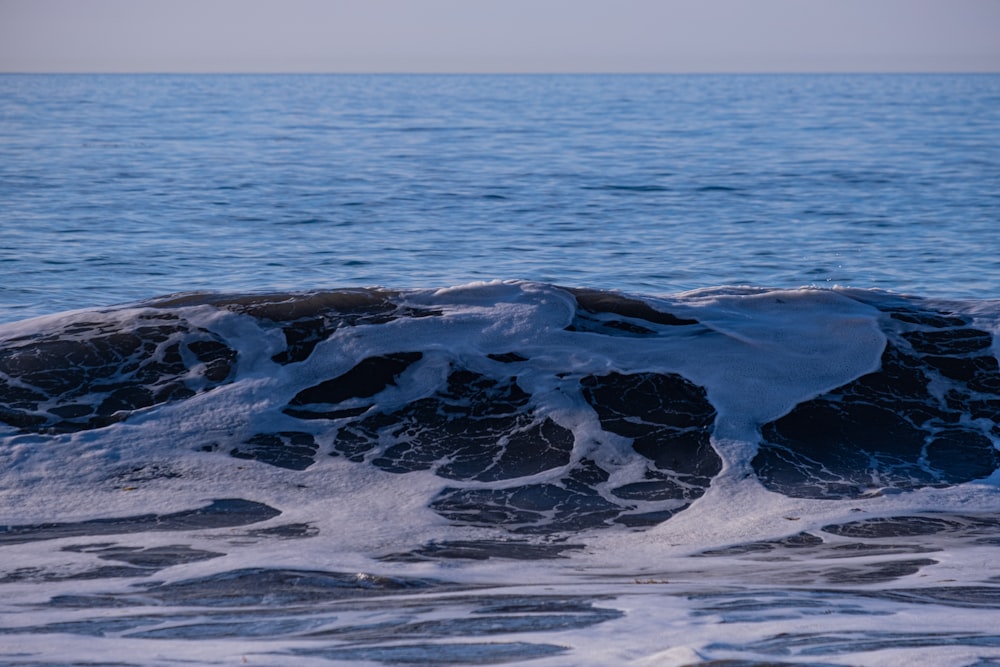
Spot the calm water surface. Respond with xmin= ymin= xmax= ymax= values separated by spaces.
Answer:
xmin=2 ymin=74 xmax=999 ymax=322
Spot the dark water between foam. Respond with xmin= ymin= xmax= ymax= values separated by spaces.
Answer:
xmin=2 ymin=73 xmax=1000 ymax=324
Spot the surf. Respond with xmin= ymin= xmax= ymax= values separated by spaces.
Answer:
xmin=1 ymin=281 xmax=998 ymax=666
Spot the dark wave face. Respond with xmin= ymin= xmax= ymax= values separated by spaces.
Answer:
xmin=1 ymin=282 xmax=998 ymax=666
xmin=755 ymin=298 xmax=1000 ymax=499
xmin=0 ymin=312 xmax=236 ymax=433
xmin=2 ymin=283 xmax=997 ymax=530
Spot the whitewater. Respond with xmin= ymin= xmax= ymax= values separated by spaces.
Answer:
xmin=1 ymin=281 xmax=999 ymax=666
xmin=1 ymin=73 xmax=999 ymax=666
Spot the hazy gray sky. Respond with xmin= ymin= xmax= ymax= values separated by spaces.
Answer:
xmin=1 ymin=0 xmax=998 ymax=73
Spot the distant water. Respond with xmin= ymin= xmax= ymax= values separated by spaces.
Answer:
xmin=2 ymin=75 xmax=1000 ymax=667
xmin=2 ymin=74 xmax=999 ymax=323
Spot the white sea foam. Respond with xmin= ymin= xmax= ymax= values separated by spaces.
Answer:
xmin=1 ymin=282 xmax=998 ymax=666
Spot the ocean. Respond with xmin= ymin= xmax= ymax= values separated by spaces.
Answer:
xmin=1 ymin=73 xmax=999 ymax=666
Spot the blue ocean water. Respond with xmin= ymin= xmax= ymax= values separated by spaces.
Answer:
xmin=2 ymin=75 xmax=1000 ymax=667
xmin=2 ymin=73 xmax=999 ymax=323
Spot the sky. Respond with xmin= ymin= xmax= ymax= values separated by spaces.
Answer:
xmin=1 ymin=0 xmax=999 ymax=73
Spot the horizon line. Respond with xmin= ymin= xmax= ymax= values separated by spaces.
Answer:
xmin=3 ymin=70 xmax=999 ymax=76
